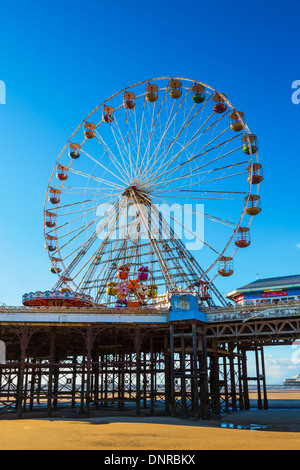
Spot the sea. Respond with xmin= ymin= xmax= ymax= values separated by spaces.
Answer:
xmin=249 ymin=384 xmax=300 ymax=391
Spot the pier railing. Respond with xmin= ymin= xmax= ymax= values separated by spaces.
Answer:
xmin=204 ymin=300 xmax=300 ymax=322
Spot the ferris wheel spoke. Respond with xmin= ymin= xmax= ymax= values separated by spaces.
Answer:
xmin=49 ymin=199 xmax=92 ymax=211
xmin=59 ymin=205 xmax=118 ymax=271
xmin=53 ymin=205 xmax=118 ymax=260
xmin=139 ymin=84 xmax=194 ymax=184
xmin=68 ymin=168 xmax=125 ymax=192
xmin=48 ymin=194 xmax=120 ymax=235
xmin=148 ymin=125 xmax=235 ymax=190
xmin=142 ymin=93 xmax=214 ymax=185
xmin=58 ymin=186 xmax=119 ymax=198
xmin=76 ymin=149 xmax=128 ymax=187
xmin=46 ymin=206 xmax=100 ymax=234
xmin=192 ymin=170 xmax=249 ymax=186
xmin=150 ymin=159 xmax=250 ymax=192
xmin=133 ymin=102 xmax=143 ymax=179
xmin=147 ymin=133 xmax=244 ymax=190
xmin=56 ymin=205 xmax=104 ymax=217
xmin=134 ymin=192 xmax=218 ymax=290
xmin=142 ymin=89 xmax=190 ymax=185
xmin=174 ymin=145 xmax=244 ymax=179
xmin=153 ymin=188 xmax=248 ymax=197
xmin=55 ymin=218 xmax=103 ymax=242
xmin=86 ymin=207 xmax=144 ymax=294
xmin=58 ymin=191 xmax=117 ymax=198
xmin=124 ymin=107 xmax=135 ymax=182
xmin=60 ymin=186 xmax=117 ymax=192
xmin=50 ymin=193 xmax=121 ymax=216
xmin=183 ymin=132 xmax=243 ymax=167
xmin=49 ymin=195 xmax=118 ymax=217
xmin=149 ymin=194 xmax=238 ymax=234
xmin=136 ymin=95 xmax=147 ymax=178
xmin=94 ymin=131 xmax=131 ymax=182
xmin=112 ymin=114 xmax=135 ymax=180
xmin=139 ymin=99 xmax=176 ymax=184
xmin=131 ymin=193 xmax=178 ymax=290
xmin=152 ymin=170 xmax=249 ymax=195
xmin=142 ymin=190 xmax=222 ymax=256
xmin=148 ymin=193 xmax=239 ymax=227
xmin=143 ymin=110 xmax=229 ymax=188
xmin=109 ymin=122 xmax=134 ymax=182
xmin=140 ymin=85 xmax=169 ymax=175
xmin=154 ymin=200 xmax=229 ymax=255
xmin=152 ymin=194 xmax=245 ymax=201
xmin=185 ymin=235 xmax=240 ymax=289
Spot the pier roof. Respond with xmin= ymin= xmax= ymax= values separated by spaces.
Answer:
xmin=226 ymin=274 xmax=300 ymax=298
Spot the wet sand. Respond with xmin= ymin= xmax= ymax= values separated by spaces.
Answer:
xmin=0 ymin=391 xmax=300 ymax=450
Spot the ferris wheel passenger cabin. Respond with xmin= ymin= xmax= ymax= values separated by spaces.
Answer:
xmin=145 ymin=83 xmax=159 ymax=102
xmin=218 ymin=256 xmax=234 ymax=277
xmin=242 ymin=134 xmax=258 ymax=154
xmin=50 ymin=257 xmax=62 ymax=274
xmin=137 ymin=266 xmax=149 ymax=281
xmin=169 ymin=79 xmax=182 ymax=99
xmin=247 ymin=162 xmax=263 ymax=185
xmin=102 ymin=105 xmax=115 ymax=123
xmin=199 ymin=281 xmax=211 ymax=301
xmin=45 ymin=234 xmax=57 ymax=252
xmin=69 ymin=143 xmax=80 ymax=159
xmin=235 ymin=227 xmax=251 ymax=248
xmin=245 ymin=195 xmax=262 ymax=216
xmin=117 ymin=265 xmax=130 ymax=280
xmin=56 ymin=164 xmax=68 ymax=181
xmin=230 ymin=111 xmax=244 ymax=131
xmin=48 ymin=188 xmax=60 ymax=205
xmin=83 ymin=122 xmax=96 ymax=139
xmin=106 ymin=282 xmax=118 ymax=296
xmin=191 ymin=84 xmax=205 ymax=103
xmin=123 ymin=91 xmax=135 ymax=109
xmin=45 ymin=211 xmax=56 ymax=228
xmin=213 ymin=93 xmax=227 ymax=113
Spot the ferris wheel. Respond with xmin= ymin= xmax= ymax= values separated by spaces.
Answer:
xmin=44 ymin=77 xmax=263 ymax=308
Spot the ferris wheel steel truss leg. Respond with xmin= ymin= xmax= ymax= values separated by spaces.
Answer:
xmin=169 ymin=227 xmax=227 ymax=307
xmin=51 ymin=206 xmax=119 ymax=292
xmin=52 ymin=233 xmax=98 ymax=291
xmin=88 ymin=201 xmax=149 ymax=303
xmin=149 ymin=203 xmax=227 ymax=306
xmin=132 ymin=194 xmax=177 ymax=292
xmin=80 ymin=204 xmax=126 ymax=294
xmin=94 ymin=239 xmax=131 ymax=303
xmin=81 ymin=235 xmax=111 ymax=293
xmin=92 ymin=203 xmax=153 ymax=303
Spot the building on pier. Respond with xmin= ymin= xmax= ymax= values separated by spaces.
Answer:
xmin=226 ymin=275 xmax=300 ymax=306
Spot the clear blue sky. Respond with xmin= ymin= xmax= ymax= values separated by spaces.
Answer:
xmin=0 ymin=0 xmax=299 ymax=383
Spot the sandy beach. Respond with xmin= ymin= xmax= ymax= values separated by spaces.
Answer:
xmin=0 ymin=391 xmax=299 ymax=450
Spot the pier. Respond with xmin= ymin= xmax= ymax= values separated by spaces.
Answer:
xmin=0 ymin=300 xmax=299 ymax=419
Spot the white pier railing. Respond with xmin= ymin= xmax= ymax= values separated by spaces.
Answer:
xmin=205 ymin=301 xmax=300 ymax=323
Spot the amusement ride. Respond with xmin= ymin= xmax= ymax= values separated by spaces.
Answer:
xmin=23 ymin=77 xmax=263 ymax=309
